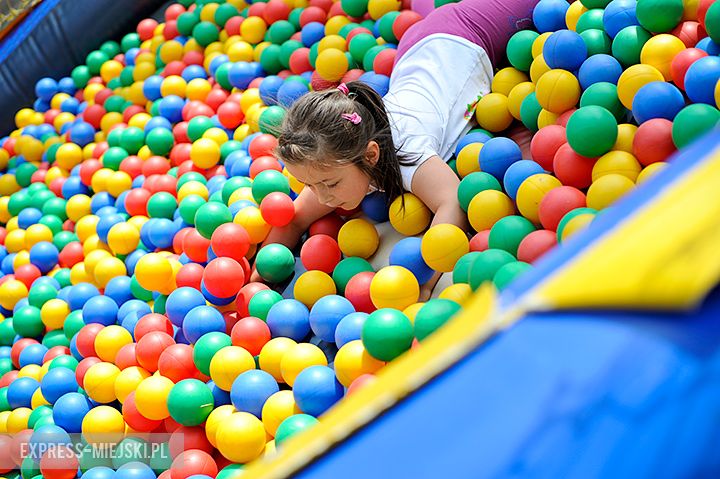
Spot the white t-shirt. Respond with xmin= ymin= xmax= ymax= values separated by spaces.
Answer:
xmin=384 ymin=33 xmax=494 ymax=192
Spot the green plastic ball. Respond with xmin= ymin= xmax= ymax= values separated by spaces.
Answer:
xmin=247 ymin=289 xmax=283 ymax=321
xmin=0 ymin=388 xmax=9 ymax=412
xmin=349 ymin=33 xmax=377 ymax=64
xmin=104 ymin=95 xmax=127 ymax=114
xmin=378 ymin=12 xmax=400 ymax=43
xmin=21 ymin=454 xmax=41 ymax=479
xmin=488 ymin=215 xmax=536 ymax=257
xmin=258 ymin=105 xmax=286 ymax=136
xmin=194 ymin=202 xmax=233 ymax=239
xmin=279 ymin=40 xmax=304 ymax=69
xmin=146 ymin=127 xmax=175 ymax=156
xmin=131 ymin=275 xmax=154 ymax=301
xmin=255 ymin=243 xmax=295 ymax=283
xmin=493 ymin=261 xmax=532 ymax=290
xmin=71 ymin=66 xmax=91 ymax=88
xmin=42 ymin=197 xmax=68 ymax=220
xmin=414 ymin=299 xmax=462 ymax=341
xmin=520 ymin=91 xmax=543 ymax=132
xmin=362 ymin=45 xmax=386 ymax=71
xmin=214 ymin=3 xmax=239 ymax=27
xmin=42 ymin=329 xmax=70 ymax=348
xmin=153 ymin=294 xmax=168 ymax=315
xmin=49 ymin=355 xmax=78 ymax=371
xmin=566 ymin=106 xmax=618 ymax=157
xmin=0 ymin=357 xmax=12 ymax=375
xmin=79 ymin=443 xmax=114 ymax=471
xmin=28 ymin=406 xmax=54 ymax=429
xmin=193 ymin=332 xmax=233 ymax=376
xmin=8 ymin=191 xmax=31 ymax=216
xmin=636 ymin=0 xmax=683 ymax=33
xmin=53 ymin=231 xmax=77 ymax=251
xmin=15 ymin=163 xmax=38 ymax=188
xmin=457 ymin=172 xmax=502 ymax=211
xmin=177 ymin=171 xmax=207 ymax=189
xmin=260 ymin=44 xmax=284 ymax=74
xmin=63 ymin=310 xmax=85 ymax=341
xmin=193 ymin=21 xmax=220 ymax=47
xmin=576 ymin=8 xmax=605 ymax=32
xmin=267 ymin=20 xmax=296 ymax=45
xmin=187 ymin=116 xmax=215 ymax=142
xmin=221 ymin=177 xmax=252 ymax=204
xmin=506 ymin=30 xmax=539 ymax=72
xmin=179 ymin=195 xmax=207 ymax=225
xmin=452 ymin=252 xmax=481 ymax=284
xmin=13 ymin=305 xmax=44 ymax=338
xmin=102 ymin=146 xmax=129 ymax=171
xmin=332 ymin=257 xmax=374 ymax=295
xmin=672 ymin=104 xmax=720 ymax=149
xmin=100 ymin=40 xmax=121 ymax=58
xmin=86 ymin=50 xmax=110 ymax=75
xmin=612 ymin=25 xmax=652 ymax=67
xmin=580 ymin=82 xmax=626 ymax=121
xmin=52 ymin=268 xmax=72 ymax=288
xmin=120 ymin=126 xmax=145 ymax=154
xmin=362 ymin=308 xmax=413 ymax=361
xmin=251 ymin=169 xmax=290 ymax=203
xmin=168 ymin=379 xmax=215 ymax=426
xmin=468 ymin=249 xmax=516 ymax=290
xmin=580 ymin=29 xmax=612 ymax=56
xmin=121 ymin=33 xmax=141 ymax=52
xmin=147 ymin=192 xmax=178 ymax=219
xmin=341 ymin=0 xmax=369 ymax=18
xmin=275 ymin=414 xmax=319 ymax=447
xmin=705 ymin=1 xmax=720 ymax=44
xmin=556 ymin=207 xmax=597 ymax=242
xmin=28 ymin=283 xmax=57 ymax=308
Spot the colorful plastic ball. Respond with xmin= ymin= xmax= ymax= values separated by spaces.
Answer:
xmin=467 ymin=189 xmax=515 ymax=233
xmin=503 ymin=160 xmax=546 ymax=201
xmin=592 ymin=151 xmax=642 ymax=182
xmin=493 ymin=261 xmax=533 ymax=290
xmin=170 ymin=449 xmax=218 ymax=479
xmin=517 ymin=229 xmax=558 ymax=263
xmin=260 ymin=192 xmax=295 ymax=227
xmin=636 ymin=0 xmax=683 ymax=32
xmin=202 ymin=257 xmax=245 ymax=299
xmin=291 ymin=365 xmax=343 ymax=418
xmin=298 ymin=234 xmax=340 ymax=275
xmin=529 ymin=125 xmax=567 ymax=172
xmin=587 ymin=173 xmax=635 ymax=210
xmin=82 ymin=295 xmax=119 ymax=327
xmin=414 ymin=299 xmax=462 ymax=341
xmin=165 ymin=287 xmax=206 ymax=328
xmin=617 ymin=63 xmax=665 ymax=109
xmin=631 ymin=81 xmax=684 ymax=123
xmin=578 ymin=54 xmax=623 ymax=91
xmin=566 ymin=106 xmax=618 ymax=157
xmin=389 ymin=237 xmax=435 ymax=285
xmin=457 ymin=172 xmax=502 ymax=212
xmin=516 ymin=173 xmax=563 ymax=224
xmin=28 ymin=242 xmax=59 ymax=274
xmin=214 ymin=412 xmax=266 ymax=463
xmin=265 ymin=299 xmax=310 ymax=342
xmin=478 ymin=137 xmax=523 ymax=180
xmin=81 ymin=405 xmax=125 ymax=444
xmin=308 ymin=295 xmax=355 ymax=343
xmin=183 ymin=306 xmax=226 ymax=344
xmin=136 ymin=330 xmax=176 ymax=373
xmin=580 ymin=82 xmax=626 ymax=121
xmin=361 ymin=308 xmax=413 ymax=362
xmin=388 ymin=193 xmax=431 ymax=236
xmin=230 ymin=369 xmax=279 ymax=418
xmin=640 ymin=34 xmax=686 ymax=81
xmin=537 ymin=186 xmax=587 ymax=231
xmin=672 ymin=103 xmax=720 ymax=149
xmin=543 ymin=29 xmax=588 ymax=71
xmin=467 ymin=249 xmax=517 ymax=290
xmin=475 ymin=93 xmax=513 ymax=132
xmin=533 ymin=0 xmax=571 ymax=32
xmin=488 ymin=216 xmax=536 ymax=257
xmin=612 ymin=25 xmax=653 ymax=67
xmin=365 ymin=266 xmax=418 ymax=311
xmin=603 ymin=0 xmax=638 ymax=38
xmin=507 ymin=30 xmax=540 ymax=71
xmin=280 ymin=342 xmax=327 ymax=386
xmin=229 ymin=317 xmax=270 ymax=357
xmin=167 ymin=378 xmax=215 ymax=426
xmin=94 ymin=324 xmax=132 ymax=363
xmin=671 ymin=48 xmax=708 ymax=90
xmin=632 ymin=118 xmax=675 ymax=165
xmin=455 ymin=142 xmax=482 ymax=178
xmin=552 ymin=142 xmax=595 ymax=188
xmin=255 ymin=243 xmax=295 ymax=283
xmin=684 ymin=56 xmax=720 ymax=105
xmin=209 ymin=346 xmax=255 ymax=391
xmin=194 ymin=202 xmax=233 ymax=240
xmin=337 ymin=219 xmax=379 ymax=259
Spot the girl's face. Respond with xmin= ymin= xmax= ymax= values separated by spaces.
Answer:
xmin=285 ymin=162 xmax=371 ymax=210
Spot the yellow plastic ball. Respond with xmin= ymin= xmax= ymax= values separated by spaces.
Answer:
xmin=107 ymin=222 xmax=140 ymax=255
xmin=0 ymin=279 xmax=28 ymax=310
xmin=31 ymin=388 xmax=50 ymax=409
xmin=54 ymin=112 xmax=76 ymax=132
xmin=532 ymin=32 xmax=553 ymax=58
xmin=15 ymin=108 xmax=35 ymax=128
xmin=640 ymin=34 xmax=686 ymax=81
xmin=185 ymin=78 xmax=212 ymax=102
xmin=280 ymin=342 xmax=327 ymax=386
xmin=106 ymin=171 xmax=132 ymax=198
xmin=0 ymin=174 xmax=20 ymax=196
xmin=456 ymin=143 xmax=483 ymax=178
xmin=316 ymin=48 xmax=348 ymax=82
xmin=95 ymin=325 xmax=133 ymax=363
xmin=191 ymin=138 xmax=221 ymax=169
xmin=50 ymin=93 xmax=71 ymax=110
xmin=0 ymin=410 xmax=9 ymax=433
xmin=560 ymin=213 xmax=595 ymax=242
xmin=114 ymin=366 xmax=151 ymax=404
xmin=475 ymin=93 xmax=514 ymax=132
xmin=421 ymin=224 xmax=469 ymax=273
xmin=293 ymin=270 xmax=337 ymax=309
xmin=636 ymin=162 xmax=667 ymax=184
xmin=134 ymin=252 xmax=173 ymax=292
xmin=592 ymin=151 xmax=642 ymax=182
xmin=530 ymin=54 xmax=552 ymax=84
xmin=234 ymin=124 xmax=252 ymax=142
xmin=233 ymin=206 xmax=271 ymax=244
xmin=587 ymin=173 xmax=635 ymax=210
xmin=370 ymin=266 xmax=420 ymax=310
xmin=135 ymin=375 xmax=174 ymax=420
xmin=617 ymin=64 xmax=665 ymax=109
xmin=178 ymin=181 xmax=210 ymax=202
xmin=318 ymin=34 xmax=347 ymax=52
xmin=82 ymin=405 xmax=126 ymax=444
xmin=83 ymin=235 xmax=111 ymax=256
xmin=467 ymin=189 xmax=515 ymax=232
xmin=209 ymin=346 xmax=255 ymax=391
xmin=240 ymin=88 xmax=263 ymax=114
xmin=83 ymin=249 xmax=111 ymax=279
xmin=7 ymin=407 xmax=32 ymax=433
xmin=508 ymin=82 xmax=536 ymax=120
xmin=566 ymin=1 xmax=588 ymax=31
xmin=439 ymin=283 xmax=473 ymax=304
xmin=13 ymin=250 xmax=30 ymax=270
xmin=368 ymin=0 xmax=401 ymax=20
xmin=66 ymin=193 xmax=92 ymax=222
xmin=613 ymin=123 xmax=638 ymax=153
xmin=25 ymin=224 xmax=53 ymax=248
xmin=241 ymin=16 xmax=267 ymax=44
xmin=492 ymin=67 xmax=529 ymax=96
xmin=259 ymin=337 xmax=298 ymax=382
xmin=538 ymin=109 xmax=560 ymax=129
xmin=262 ymin=390 xmax=301 ymax=437
xmin=4 ymin=229 xmax=26 ymax=253
xmin=70 ymin=263 xmax=94 ymax=285
xmin=205 ymin=404 xmax=236 ymax=447
xmin=100 ymin=60 xmax=123 ymax=84
xmin=325 ymin=15 xmax=351 ymax=36
xmin=161 ymin=75 xmax=188 ymax=98
xmin=516 ymin=173 xmax=562 ymax=224
xmin=388 ymin=193 xmax=431 ymax=236
xmin=159 ymin=40 xmax=184 ymax=64
xmin=715 ymin=78 xmax=720 ymax=109
xmin=91 ymin=167 xmax=114 ymax=193
xmin=333 ymin=340 xmax=384 ymax=387
xmin=227 ymin=41 xmax=254 ymax=62
xmin=338 ymin=219 xmax=379 ymax=258
xmin=535 ymin=69 xmax=581 ymax=114
xmin=18 ymin=364 xmax=42 ymax=380
xmin=216 ymin=412 xmax=267 ymax=463
xmin=228 ymin=187 xmax=255 ymax=205
xmin=402 ymin=302 xmax=425 ymax=323
xmin=83 ymin=362 xmax=121 ymax=403
xmin=40 ymin=298 xmax=70 ymax=330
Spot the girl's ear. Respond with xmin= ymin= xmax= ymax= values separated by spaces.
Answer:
xmin=365 ymin=140 xmax=380 ymax=166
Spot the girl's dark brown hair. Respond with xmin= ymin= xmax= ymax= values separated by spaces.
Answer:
xmin=275 ymin=81 xmax=417 ymax=204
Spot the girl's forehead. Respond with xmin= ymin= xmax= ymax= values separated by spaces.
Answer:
xmin=286 ymin=162 xmax=350 ymax=184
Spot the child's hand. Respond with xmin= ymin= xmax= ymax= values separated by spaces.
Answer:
xmin=419 ymin=271 xmax=442 ymax=302
xmin=506 ymin=123 xmax=533 ymax=159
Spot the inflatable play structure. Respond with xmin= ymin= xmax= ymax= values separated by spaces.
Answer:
xmin=0 ymin=0 xmax=719 ymax=478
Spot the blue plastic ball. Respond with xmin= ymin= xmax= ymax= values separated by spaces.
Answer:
xmin=182 ymin=65 xmax=208 ymax=82
xmin=361 ymin=191 xmax=389 ymax=223
xmin=143 ymin=75 xmax=164 ymax=101
xmin=182 ymin=305 xmax=226 ymax=343
xmin=259 ymin=75 xmax=284 ymax=105
xmin=67 ymin=283 xmax=100 ymax=311
xmin=334 ymin=312 xmax=368 ymax=348
xmin=117 ymin=299 xmax=152 ymax=324
xmin=29 ymin=241 xmax=59 ymax=273
xmin=228 ymin=62 xmax=261 ymax=90
xmin=277 ymin=80 xmax=309 ymax=108
xmin=158 ymin=95 xmax=185 ymax=123
xmin=90 ymin=192 xmax=115 ymax=213
xmin=632 ymin=81 xmax=685 ymax=123
xmin=40 ymin=367 xmax=79 ymax=404
xmin=578 ymin=54 xmax=623 ymax=89
xmin=57 ymin=77 xmax=76 ymax=95
xmin=115 ymin=461 xmax=157 ymax=479
xmin=166 ymin=287 xmax=207 ymax=327
xmin=543 ymin=29 xmax=588 ymax=71
xmin=389 ymin=237 xmax=434 ymax=285
xmin=18 ymin=343 xmax=48 ymax=367
xmin=207 ymin=380 xmax=231 ymax=406
xmin=69 ymin=121 xmax=96 ymax=147
xmin=148 ymin=218 xmax=177 ymax=249
xmin=83 ymin=295 xmax=119 ymax=326
xmin=7 ymin=376 xmax=40 ymax=408
xmin=533 ymin=0 xmax=571 ymax=33
xmin=308 ymin=295 xmax=355 ymax=343
xmin=292 ymin=365 xmax=344 ymax=417
xmin=683 ymin=56 xmax=720 ymax=106
xmin=35 ymin=77 xmax=58 ymax=101
xmin=696 ymin=37 xmax=720 ymax=55
xmin=17 ymin=208 xmax=42 ymax=229
xmin=301 ymin=22 xmax=326 ymax=47
xmin=143 ymin=115 xmax=172 ymax=133
xmin=455 ymin=131 xmax=492 ymax=157
xmin=266 ymin=299 xmax=311 ymax=341
xmin=82 ymin=467 xmax=116 ymax=479
xmin=603 ymin=0 xmax=638 ymax=38
xmin=478 ymin=137 xmax=523 ymax=180
xmin=96 ymin=214 xmax=125 ymax=244
xmin=104 ymin=276 xmax=133 ymax=307
xmin=503 ymin=160 xmax=546 ymax=200
xmin=230 ymin=369 xmax=279 ymax=418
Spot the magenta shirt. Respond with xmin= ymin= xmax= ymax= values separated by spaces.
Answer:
xmin=396 ymin=0 xmax=539 ymax=68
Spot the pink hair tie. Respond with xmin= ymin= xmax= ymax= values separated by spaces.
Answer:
xmin=336 ymin=83 xmax=350 ymax=95
xmin=341 ymin=112 xmax=362 ymax=124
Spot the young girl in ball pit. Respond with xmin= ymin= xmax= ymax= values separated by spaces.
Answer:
xmin=255 ymin=0 xmax=539 ymax=298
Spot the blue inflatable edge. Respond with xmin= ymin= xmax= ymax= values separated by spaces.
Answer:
xmin=0 ymin=0 xmax=61 ymax=64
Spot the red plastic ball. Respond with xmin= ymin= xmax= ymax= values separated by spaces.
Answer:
xmin=248 ymin=134 xmax=279 ymax=159
xmin=11 ymin=338 xmax=39 ymax=368
xmin=124 ymin=188 xmax=151 ymax=217
xmin=123 ymin=105 xmax=146 ymax=123
xmin=43 ymin=346 xmax=71 ymax=364
xmin=119 ymin=155 xmax=144 ymax=178
xmin=92 ymin=142 xmax=109 ymax=160
xmin=260 ymin=192 xmax=295 ymax=227
xmin=170 ymin=449 xmax=218 ymax=479
xmin=146 ymin=174 xmax=177 ymax=195
xmin=236 ymin=282 xmax=270 ymax=317
xmin=203 ymin=257 xmax=245 ymax=298
xmin=231 ymin=317 xmax=271 ymax=356
xmin=183 ymin=228 xmax=211 ymax=263
xmin=300 ymin=6 xmax=327 ymax=26
xmin=310 ymin=0 xmax=333 ymax=11
xmin=555 ymin=108 xmax=577 ymax=128
xmin=175 ymin=263 xmax=204 ymax=290
xmin=205 ymin=89 xmax=229 ymax=112
xmin=210 ymin=223 xmax=251 ymax=262
xmin=698 ymin=0 xmax=714 ymax=28
xmin=632 ymin=118 xmax=676 ymax=166
xmin=75 ymin=324 xmax=104 ymax=359
xmin=173 ymin=227 xmax=193 ymax=255
xmin=300 ymin=234 xmax=341 ymax=274
xmin=169 ymin=426 xmax=214 ymax=457
xmin=249 ymin=156 xmax=283 ymax=178
xmin=79 ymin=159 xmax=102 ymax=186
xmin=82 ymin=104 xmax=106 ymax=129
xmin=158 ymin=344 xmax=202 ymax=382
xmin=58 ymin=241 xmax=84 ymax=268
xmin=40 ymin=447 xmax=79 ymax=479
xmin=115 ymin=343 xmax=139 ymax=369
xmin=538 ymin=186 xmax=587 ymax=231
xmin=135 ymin=313 xmax=175 ymax=341
xmin=347 ymin=373 xmax=377 ymax=395
xmin=289 ymin=48 xmax=313 ymax=74
xmin=173 ymin=122 xmax=191 ymax=145
xmin=469 ymin=230 xmax=491 ymax=252
xmin=163 ymin=20 xmax=180 ymax=40
xmin=123 ymin=391 xmax=163 ymax=432
xmin=310 ymin=70 xmax=340 ymax=91
xmin=671 ymin=21 xmax=706 ymax=47
xmin=309 ymin=213 xmax=344 ymax=239
xmin=517 ymin=229 xmax=558 ymax=263
xmin=552 ymin=143 xmax=595 ymax=189
xmin=164 ymin=416 xmax=182 ymax=434
xmin=0 ymin=370 xmax=18 ymax=388
xmin=530 ymin=125 xmax=566 ymax=171
xmin=264 ymin=0 xmax=292 ymax=23
xmin=165 ymin=3 xmax=185 ymax=21
xmin=75 ymin=357 xmax=102 ymax=387
xmin=163 ymin=61 xmax=186 ymax=78
xmin=393 ymin=11 xmax=423 ymax=40
xmin=135 ymin=331 xmax=176 ymax=372
xmin=344 ymin=271 xmax=376 ymax=314
xmin=143 ymin=156 xmax=171 ymax=176
xmin=217 ymin=102 xmax=245 ymax=129
xmin=373 ymin=49 xmax=396 ymax=76
xmin=248 ymin=2 xmax=267 ymax=17
xmin=341 ymin=68 xmax=366 ymax=84
xmin=225 ymin=16 xmax=243 ymax=36
xmin=670 ymin=48 xmax=708 ymax=90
